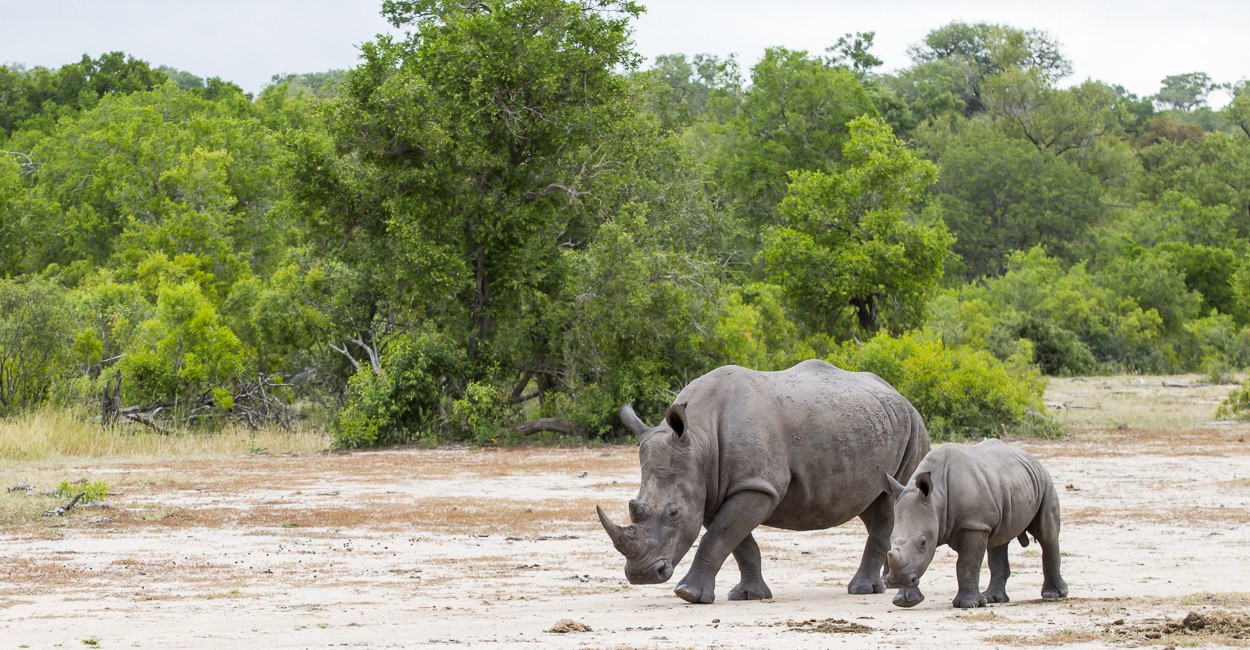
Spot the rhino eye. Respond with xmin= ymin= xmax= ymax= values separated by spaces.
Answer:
xmin=919 ymin=536 xmax=927 ymax=549
xmin=668 ymin=506 xmax=680 ymax=518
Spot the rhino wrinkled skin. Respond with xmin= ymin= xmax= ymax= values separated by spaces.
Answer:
xmin=597 ymin=360 xmax=930 ymax=604
xmin=885 ymin=439 xmax=1069 ymax=609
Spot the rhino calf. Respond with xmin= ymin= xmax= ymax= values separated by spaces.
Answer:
xmin=884 ymin=439 xmax=1068 ymax=609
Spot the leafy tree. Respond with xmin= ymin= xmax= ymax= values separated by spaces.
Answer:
xmin=932 ymin=131 xmax=1106 ymax=278
xmin=643 ymin=53 xmax=739 ymax=130
xmin=901 ymin=22 xmax=1071 ymax=117
xmin=1153 ymin=72 xmax=1222 ymax=111
xmin=759 ymin=116 xmax=950 ymax=336
xmin=708 ymin=47 xmax=878 ymax=231
xmin=825 ymin=32 xmax=883 ymax=79
xmin=0 ymin=277 xmax=73 ymax=414
xmin=158 ymin=66 xmax=206 ymax=91
xmin=266 ymin=70 xmax=347 ymax=98
xmin=0 ymin=53 xmax=166 ymax=137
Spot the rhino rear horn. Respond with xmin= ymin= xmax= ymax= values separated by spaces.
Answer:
xmin=597 ymin=505 xmax=634 ymax=555
xmin=619 ymin=403 xmax=649 ymax=436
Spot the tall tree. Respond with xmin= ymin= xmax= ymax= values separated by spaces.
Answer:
xmin=302 ymin=0 xmax=647 ymax=369
xmin=759 ymin=117 xmax=950 ymax=336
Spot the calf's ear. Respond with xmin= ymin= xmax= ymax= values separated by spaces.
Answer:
xmin=666 ymin=402 xmax=688 ymax=438
xmin=915 ymin=471 xmax=933 ymax=498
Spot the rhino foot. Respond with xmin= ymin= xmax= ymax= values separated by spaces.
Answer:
xmin=675 ymin=581 xmax=716 ymax=604
xmin=953 ymin=592 xmax=988 ymax=609
xmin=848 ymin=575 xmax=886 ymax=594
xmin=728 ymin=580 xmax=772 ymax=601
xmin=1041 ymin=579 xmax=1068 ymax=600
xmin=981 ymin=588 xmax=1010 ymax=604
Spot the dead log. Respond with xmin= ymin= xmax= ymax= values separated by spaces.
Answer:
xmin=43 ymin=492 xmax=85 ymax=517
xmin=515 ymin=418 xmax=583 ymax=438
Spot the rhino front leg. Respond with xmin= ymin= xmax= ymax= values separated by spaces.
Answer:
xmin=952 ymin=529 xmax=989 ymax=608
xmin=981 ymin=543 xmax=1011 ymax=603
xmin=727 ymin=533 xmax=772 ymax=601
xmin=675 ymin=490 xmax=776 ymax=605
xmin=848 ymin=491 xmax=893 ymax=594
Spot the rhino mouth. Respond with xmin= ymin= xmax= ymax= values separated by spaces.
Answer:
xmin=626 ymin=558 xmax=674 ymax=585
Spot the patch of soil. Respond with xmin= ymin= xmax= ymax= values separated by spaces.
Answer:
xmin=781 ymin=618 xmax=873 ymax=634
xmin=1108 ymin=610 xmax=1250 ymax=645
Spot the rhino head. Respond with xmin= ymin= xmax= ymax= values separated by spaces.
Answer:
xmin=597 ymin=402 xmax=706 ymax=585
xmin=884 ymin=472 xmax=940 ymax=607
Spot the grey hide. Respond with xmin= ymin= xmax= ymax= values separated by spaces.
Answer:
xmin=884 ymin=439 xmax=1069 ymax=609
xmin=597 ymin=359 xmax=930 ymax=604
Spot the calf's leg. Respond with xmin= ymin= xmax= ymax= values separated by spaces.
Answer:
xmin=981 ymin=543 xmax=1011 ymax=603
xmin=952 ymin=529 xmax=989 ymax=608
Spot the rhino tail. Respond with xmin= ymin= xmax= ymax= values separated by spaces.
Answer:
xmin=1017 ymin=532 xmax=1031 ymax=548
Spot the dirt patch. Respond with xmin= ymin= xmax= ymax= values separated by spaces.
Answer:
xmin=781 ymin=618 xmax=873 ymax=633
xmin=1108 ymin=610 xmax=1250 ymax=646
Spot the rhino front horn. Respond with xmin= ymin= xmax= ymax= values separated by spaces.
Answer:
xmin=597 ymin=505 xmax=633 ymax=554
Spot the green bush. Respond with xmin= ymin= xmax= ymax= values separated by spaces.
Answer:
xmin=832 ymin=330 xmax=1057 ymax=441
xmin=1216 ymin=379 xmax=1250 ymax=420
xmin=332 ymin=328 xmax=465 ymax=449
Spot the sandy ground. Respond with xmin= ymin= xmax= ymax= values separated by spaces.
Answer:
xmin=3 ymin=377 xmax=1250 ymax=648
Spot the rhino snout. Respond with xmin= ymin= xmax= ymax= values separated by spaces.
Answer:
xmin=626 ymin=558 xmax=673 ymax=585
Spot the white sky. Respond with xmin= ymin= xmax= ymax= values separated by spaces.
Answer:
xmin=2 ymin=0 xmax=1246 ymax=106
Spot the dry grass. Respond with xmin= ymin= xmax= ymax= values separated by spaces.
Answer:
xmin=984 ymin=629 xmax=1103 ymax=646
xmin=0 ymin=408 xmax=330 ymax=463
xmin=1046 ymin=375 xmax=1241 ymax=433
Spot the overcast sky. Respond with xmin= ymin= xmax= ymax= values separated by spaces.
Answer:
xmin=3 ymin=0 xmax=1246 ymax=106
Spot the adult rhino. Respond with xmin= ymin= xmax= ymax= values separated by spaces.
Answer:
xmin=597 ymin=360 xmax=930 ymax=604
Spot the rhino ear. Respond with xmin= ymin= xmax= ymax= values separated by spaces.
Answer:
xmin=665 ymin=402 xmax=688 ymax=438
xmin=915 ymin=471 xmax=933 ymax=498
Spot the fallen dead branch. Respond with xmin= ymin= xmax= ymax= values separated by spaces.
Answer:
xmin=43 ymin=492 xmax=85 ymax=517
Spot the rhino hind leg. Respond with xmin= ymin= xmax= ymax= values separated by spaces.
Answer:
xmin=1032 ymin=488 xmax=1069 ymax=600
xmin=847 ymin=492 xmax=892 ymax=594
xmin=727 ymin=533 xmax=773 ymax=601
xmin=675 ymin=490 xmax=777 ymax=605
xmin=981 ymin=544 xmax=1011 ymax=604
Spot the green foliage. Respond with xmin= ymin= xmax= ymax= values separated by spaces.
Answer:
xmin=706 ymin=47 xmax=878 ymax=230
xmin=933 ymin=131 xmax=1105 ymax=279
xmin=759 ymin=116 xmax=950 ymax=337
xmin=1216 ymin=377 xmax=1250 ymax=420
xmin=333 ymin=329 xmax=466 ymax=449
xmin=120 ymin=280 xmax=246 ymax=404
xmin=55 ymin=479 xmax=110 ymax=503
xmin=0 ymin=277 xmax=73 ymax=414
xmin=831 ymin=330 xmax=1054 ymax=441
xmin=6 ymin=15 xmax=1250 ymax=447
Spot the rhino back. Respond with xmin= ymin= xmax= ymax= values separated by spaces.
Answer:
xmin=678 ymin=360 xmax=929 ymax=531
xmin=927 ymin=440 xmax=1053 ymax=547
